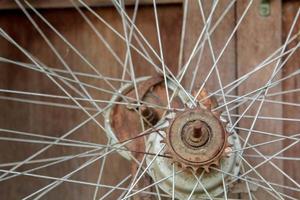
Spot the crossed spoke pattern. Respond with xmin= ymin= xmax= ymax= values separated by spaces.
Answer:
xmin=0 ymin=0 xmax=299 ymax=199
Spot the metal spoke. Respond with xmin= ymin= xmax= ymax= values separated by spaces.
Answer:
xmin=21 ymin=135 xmax=140 ymax=199
xmin=153 ymin=0 xmax=171 ymax=109
xmin=19 ymin=0 xmax=101 ymax=112
xmin=189 ymin=0 xmax=236 ymax=92
xmin=177 ymin=0 xmax=189 ymax=73
xmin=192 ymin=171 xmax=213 ymax=200
xmin=197 ymin=0 xmax=233 ymax=127
xmin=237 ymin=9 xmax=300 ymax=174
xmin=0 ymin=1 xmax=299 ymax=199
xmin=193 ymin=0 xmax=253 ymax=102
xmin=198 ymin=34 xmax=300 ymax=105
xmin=93 ymin=139 xmax=111 ymax=200
xmin=212 ymin=167 xmax=298 ymax=200
xmin=123 ymin=144 xmax=166 ymax=199
xmin=121 ymin=169 xmax=184 ymax=200
xmin=98 ymin=174 xmax=131 ymax=200
xmin=0 ymin=168 xmax=167 ymax=198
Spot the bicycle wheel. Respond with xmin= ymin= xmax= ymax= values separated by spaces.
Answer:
xmin=0 ymin=0 xmax=299 ymax=199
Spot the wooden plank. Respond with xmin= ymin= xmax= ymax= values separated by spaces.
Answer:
xmin=182 ymin=0 xmax=236 ymax=95
xmin=236 ymin=0 xmax=283 ymax=198
xmin=282 ymin=1 xmax=300 ymax=199
xmin=182 ymin=0 xmax=237 ymax=195
xmin=0 ymin=4 xmax=182 ymax=199
xmin=182 ymin=1 xmax=237 ymax=198
xmin=0 ymin=0 xmax=182 ymax=10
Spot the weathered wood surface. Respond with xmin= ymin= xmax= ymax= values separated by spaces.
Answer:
xmin=182 ymin=1 xmax=237 ymax=198
xmin=182 ymin=0 xmax=236 ymax=95
xmin=282 ymin=1 xmax=300 ymax=199
xmin=0 ymin=0 xmax=299 ymax=199
xmin=0 ymin=0 xmax=182 ymax=10
xmin=0 ymin=4 xmax=182 ymax=199
xmin=237 ymin=0 xmax=284 ymax=198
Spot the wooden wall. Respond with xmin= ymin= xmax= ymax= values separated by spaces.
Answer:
xmin=0 ymin=0 xmax=299 ymax=199
xmin=0 ymin=3 xmax=182 ymax=199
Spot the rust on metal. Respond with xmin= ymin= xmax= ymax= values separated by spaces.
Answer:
xmin=110 ymin=75 xmax=229 ymax=173
xmin=164 ymin=108 xmax=229 ymax=172
xmin=110 ymin=76 xmax=184 ymax=160
xmin=193 ymin=88 xmax=218 ymax=110
xmin=140 ymin=106 xmax=159 ymax=125
xmin=126 ymin=75 xmax=164 ymax=106
xmin=181 ymin=120 xmax=210 ymax=148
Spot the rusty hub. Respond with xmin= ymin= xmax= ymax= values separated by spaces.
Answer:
xmin=181 ymin=120 xmax=210 ymax=148
xmin=105 ymin=76 xmax=239 ymax=199
xmin=108 ymin=76 xmax=184 ymax=160
xmin=164 ymin=108 xmax=229 ymax=172
xmin=107 ymin=75 xmax=229 ymax=173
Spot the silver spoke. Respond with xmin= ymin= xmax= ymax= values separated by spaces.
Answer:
xmin=212 ymin=167 xmax=298 ymax=200
xmin=0 ymin=1 xmax=299 ymax=199
xmin=153 ymin=0 xmax=170 ymax=109
xmin=98 ymin=174 xmax=131 ymax=200
xmin=193 ymin=171 xmax=213 ymax=200
xmin=199 ymin=34 xmax=300 ymax=105
xmin=177 ymin=0 xmax=189 ymax=74
xmin=197 ymin=0 xmax=233 ymax=126
xmin=189 ymin=0 xmax=236 ymax=92
xmin=193 ymin=0 xmax=253 ymax=102
xmin=93 ymin=139 xmax=111 ymax=200
xmin=22 ymin=135 xmax=138 ymax=199
xmin=19 ymin=0 xmax=101 ymax=112
xmin=123 ymin=144 xmax=166 ymax=199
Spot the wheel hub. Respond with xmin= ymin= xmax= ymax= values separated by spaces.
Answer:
xmin=105 ymin=76 xmax=241 ymax=199
xmin=164 ymin=108 xmax=229 ymax=172
xmin=182 ymin=120 xmax=210 ymax=148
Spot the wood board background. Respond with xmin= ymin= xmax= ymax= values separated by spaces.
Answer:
xmin=0 ymin=0 xmax=299 ymax=199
